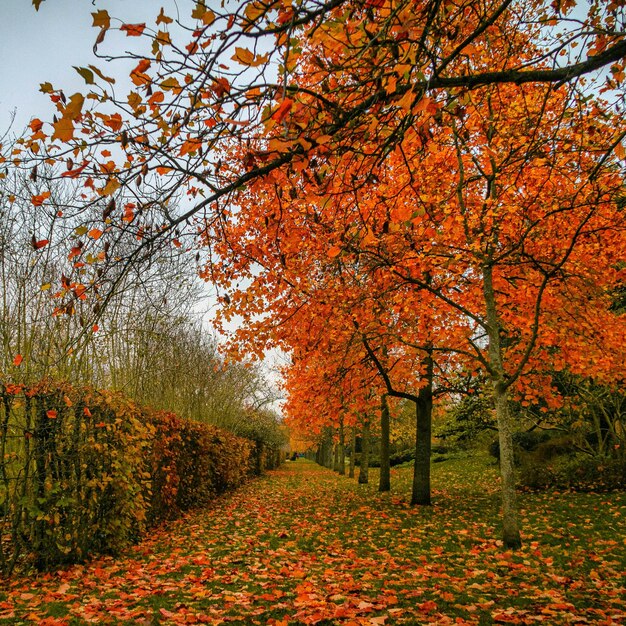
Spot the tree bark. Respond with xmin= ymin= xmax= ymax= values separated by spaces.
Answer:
xmin=483 ymin=263 xmax=522 ymax=549
xmin=333 ymin=440 xmax=340 ymax=472
xmin=379 ymin=394 xmax=391 ymax=492
xmin=412 ymin=349 xmax=433 ymax=505
xmin=338 ymin=419 xmax=346 ymax=475
xmin=349 ymin=426 xmax=356 ymax=478
xmin=358 ymin=419 xmax=370 ymax=484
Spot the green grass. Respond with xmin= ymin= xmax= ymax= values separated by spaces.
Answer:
xmin=0 ymin=454 xmax=624 ymax=624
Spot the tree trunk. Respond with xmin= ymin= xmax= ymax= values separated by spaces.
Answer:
xmin=379 ymin=394 xmax=391 ymax=492
xmin=493 ymin=383 xmax=522 ymax=549
xmin=483 ymin=263 xmax=522 ymax=549
xmin=358 ymin=419 xmax=370 ymax=484
xmin=349 ymin=426 xmax=356 ymax=478
xmin=412 ymin=350 xmax=433 ymax=505
xmin=333 ymin=440 xmax=340 ymax=472
xmin=325 ymin=438 xmax=333 ymax=468
xmin=338 ymin=419 xmax=346 ymax=475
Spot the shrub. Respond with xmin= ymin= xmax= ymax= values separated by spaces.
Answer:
xmin=519 ymin=453 xmax=626 ymax=491
xmin=435 ymin=394 xmax=495 ymax=447
xmin=0 ymin=381 xmax=153 ymax=572
xmin=0 ymin=379 xmax=272 ymax=575
xmin=390 ymin=449 xmax=415 ymax=466
xmin=488 ymin=430 xmax=552 ymax=461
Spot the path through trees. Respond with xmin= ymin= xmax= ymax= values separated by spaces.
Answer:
xmin=2 ymin=458 xmax=625 ymax=624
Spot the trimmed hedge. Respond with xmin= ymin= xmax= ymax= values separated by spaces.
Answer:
xmin=0 ymin=380 xmax=277 ymax=574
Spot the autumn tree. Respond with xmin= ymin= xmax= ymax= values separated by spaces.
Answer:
xmin=6 ymin=0 xmax=622 ymax=313
xmin=205 ymin=63 xmax=625 ymax=550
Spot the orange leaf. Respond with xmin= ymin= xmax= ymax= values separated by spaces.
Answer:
xmin=121 ymin=23 xmax=146 ymax=36
xmin=62 ymin=160 xmax=89 ymax=178
xmin=46 ymin=409 xmax=58 ymax=419
xmin=233 ymin=47 xmax=255 ymax=65
xmin=64 ymin=93 xmax=85 ymax=121
xmin=272 ymin=98 xmax=294 ymax=123
xmin=88 ymin=228 xmax=103 ymax=240
xmin=327 ymin=245 xmax=342 ymax=258
xmin=103 ymin=113 xmax=123 ymax=131
xmin=31 ymin=191 xmax=51 ymax=206
xmin=156 ymin=7 xmax=173 ymax=24
xmin=12 ymin=354 xmax=23 ymax=367
xmin=180 ymin=138 xmax=202 ymax=156
xmin=29 ymin=118 xmax=44 ymax=133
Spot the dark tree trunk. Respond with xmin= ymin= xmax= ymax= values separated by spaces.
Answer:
xmin=379 ymin=394 xmax=391 ymax=492
xmin=338 ymin=419 xmax=346 ymax=475
xmin=358 ymin=419 xmax=370 ymax=484
xmin=333 ymin=440 xmax=340 ymax=472
xmin=412 ymin=350 xmax=433 ymax=506
xmin=349 ymin=426 xmax=356 ymax=478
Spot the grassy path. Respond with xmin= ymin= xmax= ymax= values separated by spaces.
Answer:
xmin=1 ymin=456 xmax=625 ymax=624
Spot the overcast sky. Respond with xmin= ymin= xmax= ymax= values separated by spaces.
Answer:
xmin=0 ymin=0 xmax=169 ymax=135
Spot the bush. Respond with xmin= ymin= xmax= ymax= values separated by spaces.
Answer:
xmin=435 ymin=394 xmax=495 ymax=447
xmin=390 ymin=449 xmax=415 ymax=466
xmin=488 ymin=430 xmax=552 ymax=461
xmin=519 ymin=453 xmax=626 ymax=491
xmin=0 ymin=379 xmax=274 ymax=574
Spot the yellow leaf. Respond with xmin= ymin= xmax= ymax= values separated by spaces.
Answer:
xmin=52 ymin=118 xmax=75 ymax=142
xmin=92 ymin=9 xmax=110 ymax=29
xmin=202 ymin=9 xmax=216 ymax=25
xmin=128 ymin=91 xmax=143 ymax=110
xmin=157 ymin=8 xmax=173 ymax=24
xmin=191 ymin=4 xmax=215 ymax=25
xmin=161 ymin=77 xmax=181 ymax=91
xmin=102 ymin=178 xmax=121 ymax=196
xmin=233 ymin=47 xmax=255 ymax=65
xmin=64 ymin=93 xmax=85 ymax=121
xmin=74 ymin=66 xmax=95 ymax=85
xmin=41 ymin=283 xmax=52 ymax=291
xmin=245 ymin=3 xmax=266 ymax=21
xmin=615 ymin=142 xmax=625 ymax=160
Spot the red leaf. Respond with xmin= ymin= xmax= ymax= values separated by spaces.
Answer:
xmin=32 ymin=237 xmax=50 ymax=250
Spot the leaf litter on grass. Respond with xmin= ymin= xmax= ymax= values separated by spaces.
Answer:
xmin=1 ymin=457 xmax=625 ymax=625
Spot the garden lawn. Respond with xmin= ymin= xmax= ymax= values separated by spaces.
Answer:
xmin=0 ymin=455 xmax=624 ymax=625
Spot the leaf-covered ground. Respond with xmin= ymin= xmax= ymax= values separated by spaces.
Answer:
xmin=1 ymin=455 xmax=625 ymax=624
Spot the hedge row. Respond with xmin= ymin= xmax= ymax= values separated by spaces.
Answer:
xmin=0 ymin=380 xmax=279 ymax=574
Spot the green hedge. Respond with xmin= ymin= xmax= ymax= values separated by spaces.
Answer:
xmin=0 ymin=380 xmax=278 ymax=574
